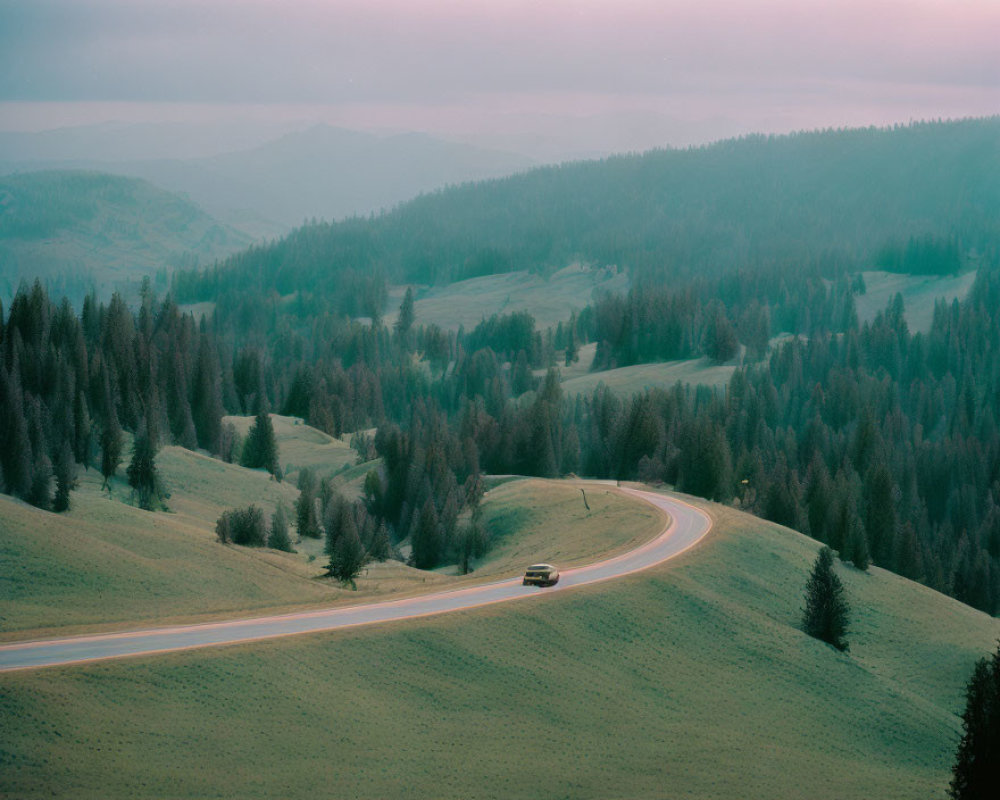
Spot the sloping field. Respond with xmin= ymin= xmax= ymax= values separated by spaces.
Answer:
xmin=0 ymin=452 xmax=323 ymax=639
xmin=0 ymin=455 xmax=658 ymax=639
xmin=855 ymin=270 xmax=976 ymax=332
xmin=562 ymin=357 xmax=737 ymax=396
xmin=385 ymin=263 xmax=629 ymax=330
xmin=224 ymin=413 xmax=356 ymax=480
xmin=3 ymin=494 xmax=995 ymax=799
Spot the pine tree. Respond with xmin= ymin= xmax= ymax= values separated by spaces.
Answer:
xmin=394 ymin=287 xmax=416 ymax=345
xmin=369 ymin=522 xmax=392 ymax=562
xmin=241 ymin=409 xmax=280 ymax=479
xmin=127 ymin=426 xmax=160 ymax=510
xmin=412 ymin=498 xmax=442 ymax=569
xmin=268 ymin=503 xmax=293 ymax=552
xmin=99 ymin=415 xmax=124 ymax=490
xmin=949 ymin=642 xmax=1000 ymax=799
xmin=326 ymin=512 xmax=367 ymax=586
xmin=802 ymin=546 xmax=850 ymax=651
xmin=295 ymin=482 xmax=321 ymax=539
xmin=27 ymin=452 xmax=52 ymax=510
xmin=52 ymin=441 xmax=77 ymax=512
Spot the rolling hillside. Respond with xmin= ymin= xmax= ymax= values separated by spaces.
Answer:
xmin=0 ymin=415 xmax=661 ymax=638
xmin=0 ymin=170 xmax=251 ymax=301
xmin=175 ymin=118 xmax=1000 ymax=300
xmin=2 ymin=492 xmax=996 ymax=799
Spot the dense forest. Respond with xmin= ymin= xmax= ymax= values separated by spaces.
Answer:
xmin=174 ymin=118 xmax=1000 ymax=302
xmin=3 ymin=119 xmax=1000 ymax=616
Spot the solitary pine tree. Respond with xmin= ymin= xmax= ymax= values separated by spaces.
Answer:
xmin=241 ymin=409 xmax=280 ymax=479
xmin=950 ymin=641 xmax=1000 ymax=799
xmin=802 ymin=547 xmax=850 ymax=651
xmin=326 ymin=512 xmax=367 ymax=587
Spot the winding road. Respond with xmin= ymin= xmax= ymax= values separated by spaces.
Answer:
xmin=0 ymin=488 xmax=711 ymax=672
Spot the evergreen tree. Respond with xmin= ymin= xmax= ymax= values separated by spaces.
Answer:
xmin=950 ymin=642 xmax=1000 ymax=800
xmin=191 ymin=334 xmax=224 ymax=453
xmin=27 ymin=452 xmax=52 ymax=510
xmin=52 ymin=441 xmax=77 ymax=512
xmin=412 ymin=498 xmax=442 ymax=569
xmin=99 ymin=415 xmax=123 ymax=490
xmin=127 ymin=426 xmax=160 ymax=510
xmin=295 ymin=480 xmax=322 ymax=539
xmin=394 ymin=287 xmax=416 ymax=346
xmin=1 ymin=370 xmax=33 ymax=499
xmin=241 ymin=409 xmax=280 ymax=479
xmin=326 ymin=512 xmax=367 ymax=586
xmin=268 ymin=503 xmax=293 ymax=552
xmin=802 ymin=546 xmax=850 ymax=651
xmin=368 ymin=521 xmax=392 ymax=562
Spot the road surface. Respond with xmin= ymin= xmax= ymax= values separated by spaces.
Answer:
xmin=0 ymin=488 xmax=711 ymax=672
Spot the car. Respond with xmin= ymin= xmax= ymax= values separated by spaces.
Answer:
xmin=523 ymin=563 xmax=560 ymax=587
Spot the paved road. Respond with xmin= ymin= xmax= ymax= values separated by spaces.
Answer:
xmin=0 ymin=488 xmax=711 ymax=672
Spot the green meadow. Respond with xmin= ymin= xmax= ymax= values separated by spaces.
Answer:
xmin=3 ymin=492 xmax=995 ymax=799
xmin=854 ymin=269 xmax=976 ymax=333
xmin=384 ymin=263 xmax=629 ymax=331
xmin=0 ymin=421 xmax=658 ymax=639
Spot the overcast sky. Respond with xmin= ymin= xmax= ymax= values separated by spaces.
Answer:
xmin=0 ymin=0 xmax=997 ymax=152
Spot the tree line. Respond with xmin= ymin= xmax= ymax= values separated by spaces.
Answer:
xmin=5 ymin=258 xmax=1000 ymax=612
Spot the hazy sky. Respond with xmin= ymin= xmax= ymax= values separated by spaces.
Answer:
xmin=1 ymin=0 xmax=997 ymax=151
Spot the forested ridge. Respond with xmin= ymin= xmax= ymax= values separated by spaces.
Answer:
xmin=174 ymin=118 xmax=1000 ymax=302
xmin=3 ymin=118 xmax=1000 ymax=616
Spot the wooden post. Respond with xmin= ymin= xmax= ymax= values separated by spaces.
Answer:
xmin=580 ymin=488 xmax=590 ymax=511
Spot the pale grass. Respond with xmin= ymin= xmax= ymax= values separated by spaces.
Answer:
xmin=3 ymin=493 xmax=996 ymax=799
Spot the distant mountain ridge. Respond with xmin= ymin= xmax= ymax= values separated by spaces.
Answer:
xmin=0 ymin=123 xmax=536 ymax=235
xmin=0 ymin=170 xmax=251 ymax=302
xmin=175 ymin=117 xmax=1000 ymax=301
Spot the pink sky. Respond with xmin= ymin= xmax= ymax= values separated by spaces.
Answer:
xmin=0 ymin=0 xmax=997 ymax=150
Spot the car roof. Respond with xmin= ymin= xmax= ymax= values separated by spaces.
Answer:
xmin=527 ymin=564 xmax=556 ymax=570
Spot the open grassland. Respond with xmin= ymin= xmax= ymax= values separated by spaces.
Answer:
xmin=475 ymin=479 xmax=661 ymax=575
xmin=385 ymin=263 xmax=629 ymax=331
xmin=3 ymin=495 xmax=996 ymax=799
xmin=855 ymin=269 xmax=976 ymax=332
xmin=0 ymin=454 xmax=329 ymax=639
xmin=0 ymin=459 xmax=658 ymax=639
xmin=562 ymin=357 xmax=737 ymax=396
xmin=224 ymin=413 xmax=356 ymax=481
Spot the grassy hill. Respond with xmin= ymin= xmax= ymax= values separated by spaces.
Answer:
xmin=0 ymin=416 xmax=660 ymax=639
xmin=0 ymin=170 xmax=251 ymax=301
xmin=223 ymin=413 xmax=357 ymax=482
xmin=0 ymin=447 xmax=317 ymax=639
xmin=562 ymin=356 xmax=738 ymax=396
xmin=385 ymin=263 xmax=629 ymax=331
xmin=2 ymin=491 xmax=996 ymax=799
xmin=854 ymin=269 xmax=978 ymax=332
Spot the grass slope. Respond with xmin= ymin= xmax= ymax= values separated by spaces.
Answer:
xmin=224 ymin=413 xmax=356 ymax=481
xmin=562 ymin=357 xmax=737 ymax=396
xmin=0 ymin=440 xmax=658 ymax=638
xmin=0 ymin=170 xmax=250 ymax=300
xmin=384 ymin=263 xmax=629 ymax=331
xmin=0 ymin=451 xmax=324 ymax=639
xmin=3 ymin=493 xmax=996 ymax=799
xmin=855 ymin=270 xmax=977 ymax=333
